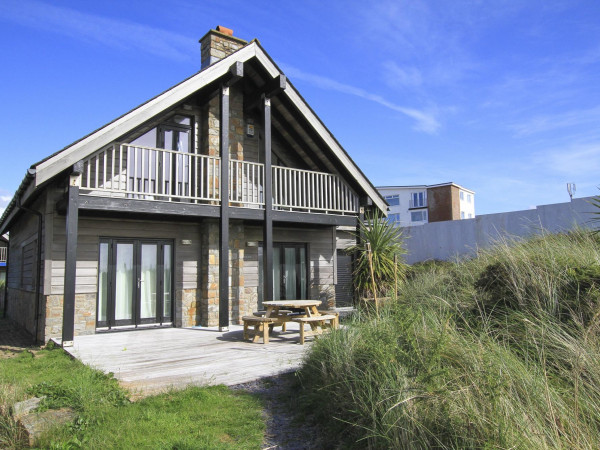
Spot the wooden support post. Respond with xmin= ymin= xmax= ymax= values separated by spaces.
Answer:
xmin=219 ymin=85 xmax=230 ymax=331
xmin=62 ymin=162 xmax=82 ymax=346
xmin=366 ymin=241 xmax=378 ymax=315
xmin=263 ymin=96 xmax=274 ymax=304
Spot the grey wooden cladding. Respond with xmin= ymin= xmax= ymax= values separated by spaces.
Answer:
xmin=49 ymin=217 xmax=201 ymax=295
xmin=6 ymin=207 xmax=40 ymax=291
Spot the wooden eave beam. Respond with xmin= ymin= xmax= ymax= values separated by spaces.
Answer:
xmin=244 ymin=74 xmax=287 ymax=112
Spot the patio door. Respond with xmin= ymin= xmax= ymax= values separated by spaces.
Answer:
xmin=158 ymin=115 xmax=193 ymax=198
xmin=258 ymin=243 xmax=308 ymax=308
xmin=97 ymin=238 xmax=173 ymax=328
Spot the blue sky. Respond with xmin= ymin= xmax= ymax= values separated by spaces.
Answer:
xmin=1 ymin=0 xmax=599 ymax=216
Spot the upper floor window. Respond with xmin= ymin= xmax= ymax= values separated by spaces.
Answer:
xmin=411 ymin=210 xmax=427 ymax=222
xmin=384 ymin=195 xmax=400 ymax=206
xmin=460 ymin=191 xmax=464 ymax=200
xmin=467 ymin=194 xmax=472 ymax=203
xmin=411 ymin=192 xmax=426 ymax=208
xmin=461 ymin=211 xmax=465 ymax=219
xmin=387 ymin=213 xmax=401 ymax=224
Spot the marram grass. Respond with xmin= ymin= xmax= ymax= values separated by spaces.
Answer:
xmin=298 ymin=230 xmax=600 ymax=449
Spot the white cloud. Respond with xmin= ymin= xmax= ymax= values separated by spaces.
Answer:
xmin=511 ymin=106 xmax=600 ymax=137
xmin=536 ymin=143 xmax=600 ymax=176
xmin=282 ymin=64 xmax=440 ymax=133
xmin=0 ymin=0 xmax=193 ymax=61
xmin=382 ymin=61 xmax=422 ymax=88
xmin=0 ymin=196 xmax=11 ymax=203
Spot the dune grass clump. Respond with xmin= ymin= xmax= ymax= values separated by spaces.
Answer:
xmin=298 ymin=230 xmax=600 ymax=448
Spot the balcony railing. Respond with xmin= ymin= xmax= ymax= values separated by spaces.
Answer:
xmin=409 ymin=199 xmax=427 ymax=209
xmin=81 ymin=144 xmax=359 ymax=215
xmin=273 ymin=166 xmax=358 ymax=214
xmin=0 ymin=247 xmax=6 ymax=263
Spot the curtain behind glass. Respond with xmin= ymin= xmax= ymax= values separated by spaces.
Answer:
xmin=115 ymin=243 xmax=134 ymax=320
xmin=273 ymin=249 xmax=281 ymax=300
xmin=284 ymin=248 xmax=297 ymax=299
xmin=97 ymin=243 xmax=109 ymax=322
xmin=140 ymin=244 xmax=157 ymax=319
xmin=163 ymin=244 xmax=172 ymax=319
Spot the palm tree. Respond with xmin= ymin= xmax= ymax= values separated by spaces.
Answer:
xmin=347 ymin=211 xmax=408 ymax=299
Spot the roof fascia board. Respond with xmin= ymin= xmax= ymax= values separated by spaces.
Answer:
xmin=0 ymin=176 xmax=37 ymax=235
xmin=35 ymin=44 xmax=259 ymax=186
xmin=254 ymin=48 xmax=387 ymax=214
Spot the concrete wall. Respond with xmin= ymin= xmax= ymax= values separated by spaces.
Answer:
xmin=403 ymin=197 xmax=599 ymax=264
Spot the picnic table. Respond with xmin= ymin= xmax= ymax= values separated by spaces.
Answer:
xmin=242 ymin=300 xmax=338 ymax=344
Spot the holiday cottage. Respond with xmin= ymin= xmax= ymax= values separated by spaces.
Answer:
xmin=0 ymin=27 xmax=386 ymax=345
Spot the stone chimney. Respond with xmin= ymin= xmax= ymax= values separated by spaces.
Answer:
xmin=199 ymin=26 xmax=247 ymax=69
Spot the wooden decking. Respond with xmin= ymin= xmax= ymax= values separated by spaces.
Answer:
xmin=63 ymin=324 xmax=310 ymax=395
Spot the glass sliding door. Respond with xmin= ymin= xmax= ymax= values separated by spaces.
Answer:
xmin=96 ymin=238 xmax=174 ymax=329
xmin=283 ymin=247 xmax=297 ymax=300
xmin=139 ymin=243 xmax=158 ymax=322
xmin=258 ymin=243 xmax=309 ymax=303
xmin=158 ymin=116 xmax=193 ymax=199
xmin=114 ymin=242 xmax=135 ymax=323
xmin=163 ymin=244 xmax=173 ymax=322
xmin=97 ymin=242 xmax=109 ymax=327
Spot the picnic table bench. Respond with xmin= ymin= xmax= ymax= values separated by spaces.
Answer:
xmin=242 ymin=301 xmax=340 ymax=344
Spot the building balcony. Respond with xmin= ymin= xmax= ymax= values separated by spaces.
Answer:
xmin=80 ymin=143 xmax=359 ymax=216
xmin=409 ymin=199 xmax=427 ymax=209
xmin=0 ymin=246 xmax=6 ymax=263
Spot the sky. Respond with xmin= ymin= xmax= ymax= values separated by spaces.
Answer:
xmin=1 ymin=0 xmax=599 ymax=216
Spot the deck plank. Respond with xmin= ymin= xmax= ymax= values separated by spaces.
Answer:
xmin=64 ymin=324 xmax=309 ymax=395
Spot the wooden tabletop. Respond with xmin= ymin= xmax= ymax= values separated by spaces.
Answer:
xmin=263 ymin=300 xmax=321 ymax=308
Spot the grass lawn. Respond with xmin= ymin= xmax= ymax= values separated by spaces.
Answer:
xmin=0 ymin=344 xmax=265 ymax=449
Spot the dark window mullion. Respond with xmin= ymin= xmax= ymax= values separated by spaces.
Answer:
xmin=295 ymin=245 xmax=301 ymax=299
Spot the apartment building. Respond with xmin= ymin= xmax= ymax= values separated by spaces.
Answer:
xmin=378 ymin=183 xmax=475 ymax=227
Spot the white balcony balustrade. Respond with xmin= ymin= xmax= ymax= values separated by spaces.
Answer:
xmin=0 ymin=246 xmax=6 ymax=263
xmin=81 ymin=144 xmax=358 ymax=215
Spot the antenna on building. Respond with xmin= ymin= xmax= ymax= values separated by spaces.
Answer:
xmin=567 ymin=183 xmax=576 ymax=201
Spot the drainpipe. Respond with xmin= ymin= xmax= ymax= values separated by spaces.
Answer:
xmin=16 ymin=196 xmax=43 ymax=345
xmin=2 ymin=242 xmax=8 ymax=318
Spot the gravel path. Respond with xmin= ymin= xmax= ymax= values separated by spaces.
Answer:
xmin=232 ymin=372 xmax=328 ymax=450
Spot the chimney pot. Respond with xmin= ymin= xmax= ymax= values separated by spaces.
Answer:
xmin=216 ymin=25 xmax=234 ymax=36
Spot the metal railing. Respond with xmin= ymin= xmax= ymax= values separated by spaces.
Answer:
xmin=81 ymin=144 xmax=359 ymax=215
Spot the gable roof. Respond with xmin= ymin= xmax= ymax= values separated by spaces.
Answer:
xmin=2 ymin=39 xmax=387 ymax=230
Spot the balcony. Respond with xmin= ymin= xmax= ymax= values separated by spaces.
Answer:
xmin=80 ymin=144 xmax=359 ymax=216
xmin=0 ymin=246 xmax=6 ymax=263
xmin=409 ymin=199 xmax=427 ymax=209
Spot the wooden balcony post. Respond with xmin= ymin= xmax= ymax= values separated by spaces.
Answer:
xmin=218 ymin=63 xmax=243 ymax=331
xmin=62 ymin=161 xmax=83 ymax=347
xmin=219 ymin=85 xmax=230 ymax=331
xmin=263 ymin=96 xmax=273 ymax=303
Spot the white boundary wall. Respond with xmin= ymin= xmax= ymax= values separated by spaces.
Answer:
xmin=402 ymin=197 xmax=599 ymax=264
